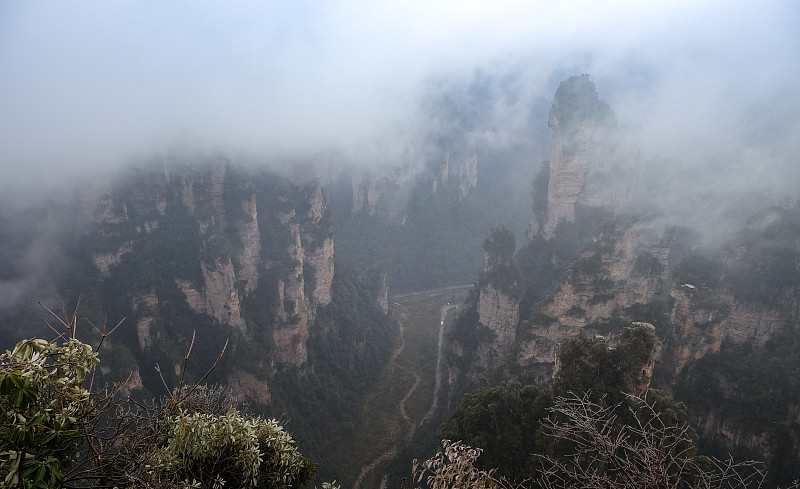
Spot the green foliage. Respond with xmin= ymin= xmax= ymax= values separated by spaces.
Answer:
xmin=674 ymin=328 xmax=800 ymax=486
xmin=517 ymin=206 xmax=620 ymax=319
xmin=129 ymin=401 xmax=317 ymax=489
xmin=439 ymin=381 xmax=550 ymax=481
xmin=265 ymin=263 xmax=397 ymax=483
xmin=553 ymin=324 xmax=659 ymax=401
xmin=0 ymin=338 xmax=98 ymax=488
xmin=438 ymin=327 xmax=674 ymax=484
xmin=412 ymin=440 xmax=507 ymax=489
xmin=633 ymin=250 xmax=664 ymax=276
xmin=1 ymin=334 xmax=322 ymax=489
xmin=483 ymin=225 xmax=516 ymax=269
xmin=444 ymin=289 xmax=495 ymax=394
xmin=550 ymin=75 xmax=613 ymax=141
xmin=672 ymin=252 xmax=724 ymax=290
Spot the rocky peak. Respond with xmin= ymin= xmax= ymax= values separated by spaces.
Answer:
xmin=457 ymin=153 xmax=478 ymax=200
xmin=536 ymin=75 xmax=626 ymax=238
xmin=482 ymin=225 xmax=516 ymax=273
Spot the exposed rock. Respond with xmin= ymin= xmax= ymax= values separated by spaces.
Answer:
xmin=630 ymin=322 xmax=660 ymax=395
xmin=477 ymin=284 xmax=519 ymax=353
xmin=93 ymin=241 xmax=133 ymax=277
xmin=665 ymin=286 xmax=788 ymax=377
xmin=351 ymin=174 xmax=382 ymax=216
xmin=198 ymin=165 xmax=227 ymax=234
xmin=526 ymin=211 xmax=541 ymax=240
xmin=306 ymin=183 xmax=326 ymax=223
xmin=178 ymin=174 xmax=196 ymax=214
xmin=130 ymin=288 xmax=159 ymax=351
xmin=227 ymin=369 xmax=271 ymax=405
xmin=175 ymin=257 xmax=246 ymax=333
xmin=236 ymin=193 xmax=261 ymax=293
xmin=538 ymin=76 xmax=631 ymax=238
xmin=94 ymin=195 xmax=128 ymax=224
xmin=375 ymin=270 xmax=389 ymax=314
xmin=306 ymin=236 xmax=334 ymax=306
xmin=544 ymin=224 xmax=671 ymax=327
xmin=458 ymin=153 xmax=478 ymax=199
xmin=272 ymin=319 xmax=309 ymax=368
xmin=118 ymin=368 xmax=144 ymax=397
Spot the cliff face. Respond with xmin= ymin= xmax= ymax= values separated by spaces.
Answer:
xmin=446 ymin=75 xmax=800 ymax=471
xmin=530 ymin=75 xmax=632 ymax=239
xmin=88 ymin=161 xmax=335 ymax=373
xmin=477 ymin=284 xmax=519 ymax=353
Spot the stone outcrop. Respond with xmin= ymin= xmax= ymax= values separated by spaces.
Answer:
xmin=665 ymin=285 xmax=789 ymax=377
xmin=458 ymin=153 xmax=478 ymax=199
xmin=88 ymin=161 xmax=337 ymax=370
xmin=130 ymin=288 xmax=160 ymax=352
xmin=174 ymin=256 xmax=246 ymax=333
xmin=93 ymin=241 xmax=133 ymax=277
xmin=536 ymin=75 xmax=632 ymax=238
xmin=477 ymin=284 xmax=519 ymax=353
xmin=546 ymin=225 xmax=672 ymax=326
xmin=236 ymin=193 xmax=261 ymax=293
xmin=351 ymin=174 xmax=384 ymax=216
xmin=227 ymin=369 xmax=271 ymax=405
xmin=94 ymin=195 xmax=128 ymax=224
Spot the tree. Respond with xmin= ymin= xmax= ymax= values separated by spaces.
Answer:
xmin=534 ymin=392 xmax=770 ymax=489
xmin=415 ymin=393 xmax=778 ymax=489
xmin=113 ymin=387 xmax=317 ymax=489
xmin=412 ymin=440 xmax=518 ymax=489
xmin=0 ymin=301 xmax=328 ymax=489
xmin=0 ymin=338 xmax=98 ymax=488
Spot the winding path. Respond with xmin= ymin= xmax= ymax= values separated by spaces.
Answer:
xmin=353 ymin=320 xmax=419 ymax=489
xmin=353 ymin=285 xmax=470 ymax=489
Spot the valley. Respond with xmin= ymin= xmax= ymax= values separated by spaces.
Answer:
xmin=350 ymin=285 xmax=471 ymax=489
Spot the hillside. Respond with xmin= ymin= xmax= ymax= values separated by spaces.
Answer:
xmin=442 ymin=75 xmax=800 ymax=485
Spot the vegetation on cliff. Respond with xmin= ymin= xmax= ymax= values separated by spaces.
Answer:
xmin=439 ymin=325 xmax=668 ymax=482
xmin=0 ymin=307 xmax=326 ymax=489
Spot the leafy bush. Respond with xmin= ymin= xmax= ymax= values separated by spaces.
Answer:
xmin=123 ymin=393 xmax=317 ymax=489
xmin=0 ymin=338 xmax=98 ymax=488
xmin=0 ymin=305 xmax=323 ymax=489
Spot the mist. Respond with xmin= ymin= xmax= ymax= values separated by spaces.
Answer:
xmin=1 ymin=1 xmax=797 ymax=193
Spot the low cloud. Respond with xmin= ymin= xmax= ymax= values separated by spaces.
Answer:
xmin=0 ymin=1 xmax=797 ymax=197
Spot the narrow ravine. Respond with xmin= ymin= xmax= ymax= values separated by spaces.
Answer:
xmin=421 ymin=303 xmax=456 ymax=425
xmin=354 ymin=320 xmax=416 ymax=489
xmin=353 ymin=285 xmax=470 ymax=489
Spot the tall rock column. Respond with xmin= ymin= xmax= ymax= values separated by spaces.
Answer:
xmin=477 ymin=225 xmax=521 ymax=355
xmin=538 ymin=75 xmax=621 ymax=238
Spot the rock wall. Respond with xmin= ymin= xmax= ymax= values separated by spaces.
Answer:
xmin=93 ymin=241 xmax=133 ymax=277
xmin=477 ymin=284 xmax=519 ymax=353
xmin=536 ymin=76 xmax=632 ymax=239
xmin=88 ymin=161 xmax=336 ymax=370
xmin=664 ymin=285 xmax=790 ymax=377
xmin=131 ymin=288 xmax=159 ymax=352
xmin=237 ymin=193 xmax=261 ymax=293
xmin=458 ymin=153 xmax=478 ymax=199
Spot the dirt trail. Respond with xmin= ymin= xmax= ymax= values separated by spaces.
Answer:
xmin=353 ymin=286 xmax=468 ymax=489
xmin=354 ymin=320 xmax=419 ymax=489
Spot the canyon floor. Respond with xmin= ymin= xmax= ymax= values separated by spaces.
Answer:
xmin=346 ymin=284 xmax=471 ymax=489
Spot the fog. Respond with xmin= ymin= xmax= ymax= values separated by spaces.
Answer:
xmin=1 ymin=1 xmax=797 ymax=192
xmin=0 ymin=1 xmax=798 ymax=308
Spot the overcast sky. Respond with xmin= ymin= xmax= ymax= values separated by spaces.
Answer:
xmin=1 ymin=1 xmax=799 ymax=190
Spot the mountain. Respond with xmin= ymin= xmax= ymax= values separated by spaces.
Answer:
xmin=443 ymin=75 xmax=800 ymax=483
xmin=2 ymin=71 xmax=798 ymax=484
xmin=0 ymin=159 xmax=399 ymax=482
